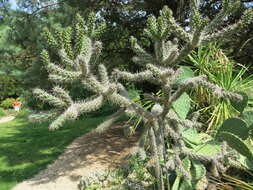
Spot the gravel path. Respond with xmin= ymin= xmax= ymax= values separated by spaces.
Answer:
xmin=12 ymin=125 xmax=139 ymax=190
xmin=0 ymin=116 xmax=15 ymax=123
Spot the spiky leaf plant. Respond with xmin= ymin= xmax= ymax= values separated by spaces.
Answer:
xmin=30 ymin=1 xmax=253 ymax=189
xmin=186 ymin=43 xmax=253 ymax=130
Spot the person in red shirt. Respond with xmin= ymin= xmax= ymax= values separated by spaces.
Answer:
xmin=12 ymin=100 xmax=22 ymax=112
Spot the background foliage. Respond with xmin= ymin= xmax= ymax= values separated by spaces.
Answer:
xmin=0 ymin=1 xmax=253 ymax=190
xmin=186 ymin=43 xmax=253 ymax=130
xmin=1 ymin=0 xmax=253 ymax=108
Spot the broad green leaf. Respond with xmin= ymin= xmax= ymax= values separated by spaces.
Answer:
xmin=182 ymin=128 xmax=211 ymax=145
xmin=237 ymin=154 xmax=253 ymax=170
xmin=172 ymin=176 xmax=181 ymax=190
xmin=179 ymin=180 xmax=193 ymax=190
xmin=241 ymin=110 xmax=253 ymax=126
xmin=249 ymin=124 xmax=253 ymax=138
xmin=231 ymin=92 xmax=248 ymax=113
xmin=128 ymin=89 xmax=141 ymax=102
xmin=176 ymin=66 xmax=194 ymax=83
xmin=172 ymin=93 xmax=191 ymax=119
xmin=218 ymin=118 xmax=249 ymax=140
xmin=218 ymin=131 xmax=253 ymax=161
xmin=191 ymin=160 xmax=206 ymax=180
xmin=176 ymin=157 xmax=191 ymax=177
xmin=192 ymin=140 xmax=221 ymax=156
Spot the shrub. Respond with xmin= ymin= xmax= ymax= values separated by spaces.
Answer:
xmin=0 ymin=107 xmax=6 ymax=117
xmin=0 ymin=98 xmax=16 ymax=109
xmin=0 ymin=75 xmax=21 ymax=101
xmin=186 ymin=43 xmax=253 ymax=130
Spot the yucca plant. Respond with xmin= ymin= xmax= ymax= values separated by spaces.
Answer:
xmin=186 ymin=43 xmax=253 ymax=131
xmin=210 ymin=174 xmax=253 ymax=190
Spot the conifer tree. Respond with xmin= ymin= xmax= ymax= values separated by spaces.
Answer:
xmin=30 ymin=1 xmax=253 ymax=189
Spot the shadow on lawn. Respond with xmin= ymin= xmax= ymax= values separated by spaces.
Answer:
xmin=0 ymin=116 xmax=106 ymax=190
xmin=26 ymin=125 xmax=140 ymax=187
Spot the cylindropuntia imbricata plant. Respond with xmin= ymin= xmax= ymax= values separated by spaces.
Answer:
xmin=30 ymin=0 xmax=253 ymax=189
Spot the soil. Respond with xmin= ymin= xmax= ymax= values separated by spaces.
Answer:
xmin=12 ymin=124 xmax=139 ymax=190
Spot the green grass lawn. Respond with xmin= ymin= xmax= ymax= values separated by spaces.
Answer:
xmin=0 ymin=108 xmax=6 ymax=117
xmin=0 ymin=115 xmax=107 ymax=190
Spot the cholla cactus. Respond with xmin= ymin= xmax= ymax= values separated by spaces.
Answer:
xmin=30 ymin=1 xmax=253 ymax=190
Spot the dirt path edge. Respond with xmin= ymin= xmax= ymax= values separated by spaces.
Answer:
xmin=12 ymin=124 xmax=139 ymax=190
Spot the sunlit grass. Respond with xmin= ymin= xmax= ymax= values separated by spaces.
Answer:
xmin=0 ymin=115 xmax=107 ymax=190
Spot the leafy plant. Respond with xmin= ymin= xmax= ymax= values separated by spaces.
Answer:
xmin=186 ymin=43 xmax=253 ymax=130
xmin=0 ymin=107 xmax=6 ymax=117
xmin=128 ymin=155 xmax=149 ymax=181
xmin=170 ymin=116 xmax=253 ymax=190
xmin=83 ymin=184 xmax=100 ymax=190
xmin=0 ymin=75 xmax=21 ymax=101
xmin=218 ymin=117 xmax=249 ymax=140
xmin=0 ymin=98 xmax=15 ymax=109
xmin=215 ymin=103 xmax=253 ymax=167
xmin=211 ymin=174 xmax=253 ymax=190
xmin=171 ymin=157 xmax=207 ymax=190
